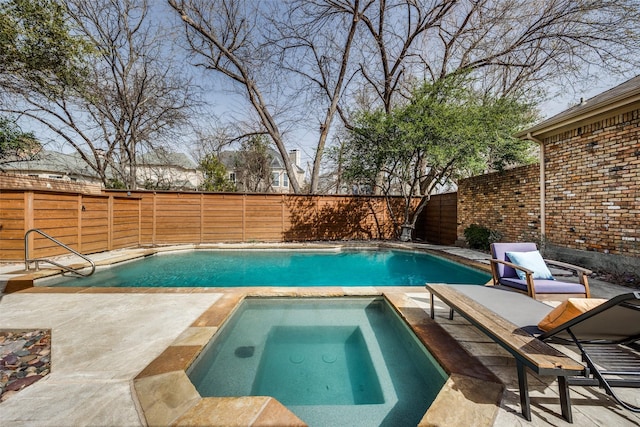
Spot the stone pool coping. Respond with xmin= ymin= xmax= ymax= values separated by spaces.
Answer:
xmin=132 ymin=288 xmax=503 ymax=427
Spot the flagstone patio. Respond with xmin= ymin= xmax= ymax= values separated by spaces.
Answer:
xmin=0 ymin=245 xmax=638 ymax=426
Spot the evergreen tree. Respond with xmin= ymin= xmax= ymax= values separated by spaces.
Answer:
xmin=340 ymin=75 xmax=536 ymax=240
xmin=199 ymin=153 xmax=236 ymax=192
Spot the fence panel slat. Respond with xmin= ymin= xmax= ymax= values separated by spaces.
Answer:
xmin=0 ymin=188 xmax=452 ymax=261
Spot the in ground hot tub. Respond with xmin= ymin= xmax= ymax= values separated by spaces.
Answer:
xmin=186 ymin=297 xmax=448 ymax=426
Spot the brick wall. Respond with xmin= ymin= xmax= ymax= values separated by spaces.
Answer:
xmin=457 ymin=107 xmax=639 ymax=273
xmin=457 ymin=164 xmax=541 ymax=245
xmin=544 ymin=108 xmax=640 ymax=257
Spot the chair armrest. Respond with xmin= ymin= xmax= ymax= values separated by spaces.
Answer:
xmin=543 ymin=259 xmax=592 ymax=275
xmin=489 ymin=258 xmax=536 ymax=298
xmin=490 ymin=258 xmax=534 ymax=275
xmin=543 ymin=259 xmax=592 ymax=297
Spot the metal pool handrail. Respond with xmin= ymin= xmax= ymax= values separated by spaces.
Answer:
xmin=24 ymin=228 xmax=96 ymax=277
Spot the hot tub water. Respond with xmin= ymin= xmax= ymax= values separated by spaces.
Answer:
xmin=187 ymin=297 xmax=448 ymax=426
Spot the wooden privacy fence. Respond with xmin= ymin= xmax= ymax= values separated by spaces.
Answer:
xmin=1 ymin=190 xmax=140 ymax=261
xmin=0 ymin=189 xmax=457 ymax=262
xmin=415 ymin=192 xmax=458 ymax=245
xmin=134 ymin=191 xmax=395 ymax=245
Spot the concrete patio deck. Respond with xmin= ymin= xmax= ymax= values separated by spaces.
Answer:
xmin=0 ymin=244 xmax=638 ymax=426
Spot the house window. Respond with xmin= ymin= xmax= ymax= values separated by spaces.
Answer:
xmin=283 ymin=173 xmax=289 ymax=188
xmin=272 ymin=172 xmax=280 ymax=187
xmin=229 ymin=172 xmax=236 ymax=183
xmin=48 ymin=175 xmax=63 ymax=180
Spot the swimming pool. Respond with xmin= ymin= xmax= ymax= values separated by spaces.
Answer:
xmin=43 ymin=248 xmax=490 ymax=287
xmin=187 ymin=297 xmax=448 ymax=426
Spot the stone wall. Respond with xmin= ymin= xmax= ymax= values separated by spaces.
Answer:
xmin=457 ymin=164 xmax=541 ymax=245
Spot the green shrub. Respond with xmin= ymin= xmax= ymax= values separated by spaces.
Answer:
xmin=464 ymin=224 xmax=502 ymax=250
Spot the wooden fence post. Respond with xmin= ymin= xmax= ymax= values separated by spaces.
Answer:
xmin=138 ymin=196 xmax=142 ymax=247
xmin=200 ymin=193 xmax=204 ymax=244
xmin=152 ymin=192 xmax=157 ymax=245
xmin=108 ymin=194 xmax=113 ymax=250
xmin=281 ymin=194 xmax=285 ymax=239
xmin=242 ymin=194 xmax=246 ymax=242
xmin=77 ymin=194 xmax=83 ymax=253
xmin=24 ymin=191 xmax=34 ymax=260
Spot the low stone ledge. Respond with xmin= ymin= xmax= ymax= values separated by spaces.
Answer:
xmin=173 ymin=396 xmax=306 ymax=427
xmin=133 ymin=370 xmax=201 ymax=427
xmin=420 ymin=374 xmax=503 ymax=427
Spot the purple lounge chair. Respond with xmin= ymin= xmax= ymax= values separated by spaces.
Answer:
xmin=490 ymin=242 xmax=591 ymax=301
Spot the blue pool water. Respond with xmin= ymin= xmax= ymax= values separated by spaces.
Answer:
xmin=187 ymin=297 xmax=448 ymax=426
xmin=44 ymin=249 xmax=490 ymax=287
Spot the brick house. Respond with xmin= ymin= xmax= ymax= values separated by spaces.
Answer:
xmin=459 ymin=75 xmax=640 ymax=274
xmin=517 ymin=75 xmax=640 ymax=273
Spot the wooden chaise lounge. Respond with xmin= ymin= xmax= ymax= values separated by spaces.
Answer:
xmin=425 ymin=284 xmax=585 ymax=422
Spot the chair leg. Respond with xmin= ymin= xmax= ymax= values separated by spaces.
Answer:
xmin=430 ymin=293 xmax=435 ymax=319
xmin=517 ymin=368 xmax=575 ymax=423
xmin=429 ymin=293 xmax=455 ymax=320
xmin=558 ymin=376 xmax=573 ymax=423
xmin=517 ymin=361 xmax=532 ymax=421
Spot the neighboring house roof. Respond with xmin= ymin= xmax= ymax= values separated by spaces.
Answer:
xmin=3 ymin=150 xmax=99 ymax=178
xmin=5 ymin=148 xmax=199 ymax=181
xmin=268 ymin=148 xmax=285 ymax=169
xmin=274 ymin=148 xmax=305 ymax=173
xmin=517 ymin=75 xmax=640 ymax=139
xmin=139 ymin=149 xmax=197 ymax=170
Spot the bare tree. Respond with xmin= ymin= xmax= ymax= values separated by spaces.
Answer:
xmin=169 ymin=0 xmax=640 ymax=195
xmin=346 ymin=0 xmax=640 ymax=110
xmin=190 ymin=121 xmax=234 ymax=164
xmin=2 ymin=0 xmax=196 ymax=188
xmin=168 ymin=0 xmax=303 ymax=192
xmin=232 ymin=135 xmax=273 ymax=193
xmin=314 ymin=0 xmax=640 ymax=193
xmin=0 ymin=116 xmax=41 ymax=169
xmin=266 ymin=0 xmax=365 ymax=193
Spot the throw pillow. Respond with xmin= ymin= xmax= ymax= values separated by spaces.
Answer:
xmin=505 ymin=250 xmax=554 ymax=280
xmin=538 ymin=298 xmax=607 ymax=332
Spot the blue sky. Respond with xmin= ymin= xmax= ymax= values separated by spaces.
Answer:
xmin=13 ymin=1 xmax=637 ymax=178
xmin=539 ymin=75 xmax=632 ymax=119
